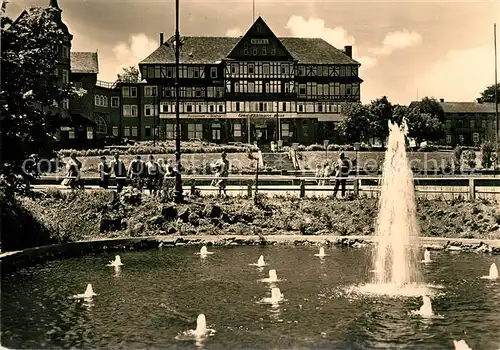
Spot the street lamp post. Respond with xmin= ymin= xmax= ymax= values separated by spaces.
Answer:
xmin=173 ymin=0 xmax=183 ymax=203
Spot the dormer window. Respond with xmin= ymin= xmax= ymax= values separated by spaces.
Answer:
xmin=243 ymin=46 xmax=249 ymax=55
xmin=262 ymin=46 xmax=267 ymax=55
xmin=253 ymin=47 xmax=258 ymax=55
xmin=271 ymin=47 xmax=276 ymax=55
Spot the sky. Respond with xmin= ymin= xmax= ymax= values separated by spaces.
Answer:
xmin=7 ymin=0 xmax=500 ymax=104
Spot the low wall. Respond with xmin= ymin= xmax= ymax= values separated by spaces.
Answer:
xmin=1 ymin=235 xmax=499 ymax=276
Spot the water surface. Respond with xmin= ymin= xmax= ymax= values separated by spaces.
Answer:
xmin=1 ymin=246 xmax=499 ymax=349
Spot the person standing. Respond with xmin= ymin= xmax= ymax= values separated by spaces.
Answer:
xmin=145 ymin=155 xmax=160 ymax=196
xmin=62 ymin=153 xmax=82 ymax=189
xmin=213 ymin=151 xmax=229 ymax=198
xmin=110 ymin=153 xmax=127 ymax=193
xmin=98 ymin=156 xmax=110 ymax=189
xmin=128 ymin=155 xmax=144 ymax=190
xmin=333 ymin=152 xmax=351 ymax=198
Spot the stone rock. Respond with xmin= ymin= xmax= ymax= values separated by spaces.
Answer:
xmin=149 ymin=215 xmax=165 ymax=228
xmin=188 ymin=212 xmax=200 ymax=226
xmin=203 ymin=204 xmax=222 ymax=218
xmin=99 ymin=215 xmax=122 ymax=233
xmin=177 ymin=208 xmax=190 ymax=223
xmin=161 ymin=205 xmax=178 ymax=221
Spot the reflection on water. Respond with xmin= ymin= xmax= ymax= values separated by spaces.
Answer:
xmin=1 ymin=246 xmax=500 ymax=349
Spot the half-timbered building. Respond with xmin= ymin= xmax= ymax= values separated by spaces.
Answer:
xmin=137 ymin=16 xmax=362 ymax=145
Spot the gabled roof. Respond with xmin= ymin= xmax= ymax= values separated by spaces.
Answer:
xmin=71 ymin=52 xmax=99 ymax=74
xmin=140 ymin=36 xmax=359 ymax=65
xmin=410 ymin=101 xmax=499 ymax=114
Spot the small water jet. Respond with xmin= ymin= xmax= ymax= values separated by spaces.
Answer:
xmin=453 ymin=339 xmax=472 ymax=350
xmin=413 ymin=295 xmax=433 ymax=317
xmin=269 ymin=269 xmax=278 ymax=282
xmin=260 ymin=287 xmax=284 ymax=306
xmin=175 ymin=313 xmax=215 ymax=346
xmin=72 ymin=283 xmax=97 ymax=299
xmin=481 ymin=263 xmax=498 ymax=280
xmin=422 ymin=249 xmax=432 ymax=263
xmin=314 ymin=247 xmax=328 ymax=257
xmin=107 ymin=255 xmax=123 ymax=267
xmin=249 ymin=255 xmax=266 ymax=267
xmin=195 ymin=246 xmax=214 ymax=258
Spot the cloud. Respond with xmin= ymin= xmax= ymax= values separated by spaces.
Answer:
xmin=111 ymin=33 xmax=158 ymax=76
xmin=412 ymin=45 xmax=494 ymax=102
xmin=226 ymin=27 xmax=243 ymax=37
xmin=368 ymin=30 xmax=422 ymax=56
xmin=285 ymin=16 xmax=422 ymax=71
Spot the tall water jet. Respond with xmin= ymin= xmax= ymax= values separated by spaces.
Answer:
xmin=423 ymin=249 xmax=431 ymax=263
xmin=108 ymin=255 xmax=123 ymax=266
xmin=270 ymin=287 xmax=282 ymax=302
xmin=257 ymin=255 xmax=265 ymax=267
xmin=372 ymin=120 xmax=421 ymax=287
xmin=453 ymin=339 xmax=472 ymax=350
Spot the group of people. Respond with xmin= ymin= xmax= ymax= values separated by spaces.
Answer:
xmin=315 ymin=152 xmax=352 ymax=198
xmin=97 ymin=153 xmax=176 ymax=194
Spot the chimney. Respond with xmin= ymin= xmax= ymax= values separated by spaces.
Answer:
xmin=159 ymin=32 xmax=164 ymax=46
xmin=344 ymin=45 xmax=352 ymax=58
xmin=440 ymin=98 xmax=444 ymax=103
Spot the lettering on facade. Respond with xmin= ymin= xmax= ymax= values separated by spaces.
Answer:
xmin=160 ymin=114 xmax=226 ymax=119
xmin=237 ymin=113 xmax=287 ymax=119
xmin=250 ymin=39 xmax=269 ymax=45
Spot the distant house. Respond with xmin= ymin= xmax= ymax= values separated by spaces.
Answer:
xmin=410 ymin=99 xmax=499 ymax=146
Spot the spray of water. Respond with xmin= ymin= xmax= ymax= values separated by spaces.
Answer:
xmin=372 ymin=120 xmax=421 ymax=287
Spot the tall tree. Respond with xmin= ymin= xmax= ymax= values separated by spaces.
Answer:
xmin=337 ymin=102 xmax=371 ymax=143
xmin=406 ymin=97 xmax=445 ymax=144
xmin=479 ymin=84 xmax=500 ymax=103
xmin=0 ymin=3 xmax=75 ymax=190
xmin=120 ymin=66 xmax=141 ymax=82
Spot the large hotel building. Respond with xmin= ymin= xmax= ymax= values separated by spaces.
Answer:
xmin=16 ymin=1 xmax=363 ymax=147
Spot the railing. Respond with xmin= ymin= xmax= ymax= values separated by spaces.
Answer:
xmin=95 ymin=80 xmax=117 ymax=89
xmin=35 ymin=175 xmax=500 ymax=201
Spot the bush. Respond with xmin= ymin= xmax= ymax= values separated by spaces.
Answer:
xmin=481 ymin=141 xmax=495 ymax=169
xmin=453 ymin=145 xmax=463 ymax=168
xmin=462 ymin=149 xmax=476 ymax=169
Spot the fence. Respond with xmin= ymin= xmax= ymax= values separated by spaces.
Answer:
xmin=35 ymin=175 xmax=500 ymax=201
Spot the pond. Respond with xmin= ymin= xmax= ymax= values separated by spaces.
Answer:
xmin=1 ymin=246 xmax=499 ymax=349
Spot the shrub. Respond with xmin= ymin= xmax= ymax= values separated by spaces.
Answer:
xmin=453 ymin=145 xmax=463 ymax=168
xmin=481 ymin=141 xmax=495 ymax=169
xmin=462 ymin=150 xmax=476 ymax=169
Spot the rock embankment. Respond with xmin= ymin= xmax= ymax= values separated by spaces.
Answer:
xmin=4 ymin=187 xmax=500 ymax=251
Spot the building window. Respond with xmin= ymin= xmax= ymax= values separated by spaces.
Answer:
xmin=271 ymin=47 xmax=276 ymax=55
xmin=253 ymin=47 xmax=258 ymax=55
xmin=62 ymin=99 xmax=69 ymax=109
xmin=445 ymin=120 xmax=451 ymax=129
xmin=211 ymin=124 xmax=221 ymax=141
xmin=298 ymin=66 xmax=305 ymax=76
xmin=95 ymin=95 xmax=100 ymax=106
xmin=111 ymin=97 xmax=120 ymax=108
xmin=131 ymin=126 xmax=138 ymax=137
xmin=144 ymin=104 xmax=156 ymax=116
xmin=86 ymin=127 xmax=94 ymax=139
xmin=124 ymin=127 xmax=131 ymax=137
xmin=186 ymin=104 xmax=193 ymax=113
xmin=210 ymin=67 xmax=217 ymax=79
xmin=234 ymin=123 xmax=242 ymax=137
xmin=218 ymin=104 xmax=224 ymax=112
xmin=166 ymin=124 xmax=180 ymax=139
xmin=458 ymin=134 xmax=464 ymax=143
xmin=123 ymin=105 xmax=131 ymax=116
xmin=145 ymin=126 xmax=152 ymax=137
xmin=473 ymin=132 xmax=479 ymax=143
xmin=235 ymin=102 xmax=240 ymax=112
xmin=131 ymin=105 xmax=138 ymax=116
xmin=94 ymin=116 xmax=107 ymax=134
xmin=144 ymin=86 xmax=158 ymax=97
xmin=112 ymin=126 xmax=119 ymax=136
xmin=446 ymin=134 xmax=452 ymax=144
xmin=188 ymin=123 xmax=203 ymax=139
xmin=62 ymin=45 xmax=69 ymax=58
xmin=262 ymin=47 xmax=267 ymax=55
xmin=68 ymin=128 xmax=75 ymax=139
xmin=209 ymin=105 xmax=215 ymax=112
xmin=243 ymin=46 xmax=248 ymax=55
xmin=281 ymin=123 xmax=290 ymax=137
xmin=298 ymin=104 xmax=304 ymax=112
xmin=248 ymin=64 xmax=255 ymax=74
xmin=470 ymin=120 xmax=475 ymax=128
xmin=131 ymin=87 xmax=137 ymax=97
xmin=62 ymin=69 xmax=69 ymax=84
xmin=482 ymin=120 xmax=487 ymax=130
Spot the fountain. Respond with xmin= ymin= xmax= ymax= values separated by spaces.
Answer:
xmin=175 ymin=313 xmax=215 ymax=345
xmin=107 ymin=255 xmax=123 ymax=266
xmin=72 ymin=283 xmax=97 ymax=299
xmin=453 ymin=339 xmax=472 ymax=350
xmin=422 ymin=249 xmax=432 ymax=263
xmin=314 ymin=247 xmax=327 ymax=257
xmin=194 ymin=314 xmax=207 ymax=337
xmin=415 ymin=295 xmax=433 ymax=317
xmin=370 ymin=120 xmax=422 ymax=290
xmin=268 ymin=269 xmax=278 ymax=282
xmin=196 ymin=246 xmax=213 ymax=258
xmin=481 ymin=263 xmax=498 ymax=280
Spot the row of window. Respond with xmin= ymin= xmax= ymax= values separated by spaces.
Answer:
xmin=446 ymin=133 xmax=483 ymax=144
xmin=122 ymin=123 xmax=291 ymax=140
xmin=54 ymin=68 xmax=69 ymax=84
xmin=445 ymin=119 xmax=492 ymax=129
xmin=242 ymin=44 xmax=276 ymax=56
xmin=297 ymin=83 xmax=359 ymax=98
xmin=142 ymin=65 xmax=218 ymax=80
xmin=140 ymin=63 xmax=358 ymax=80
xmin=94 ymin=95 xmax=120 ymax=107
